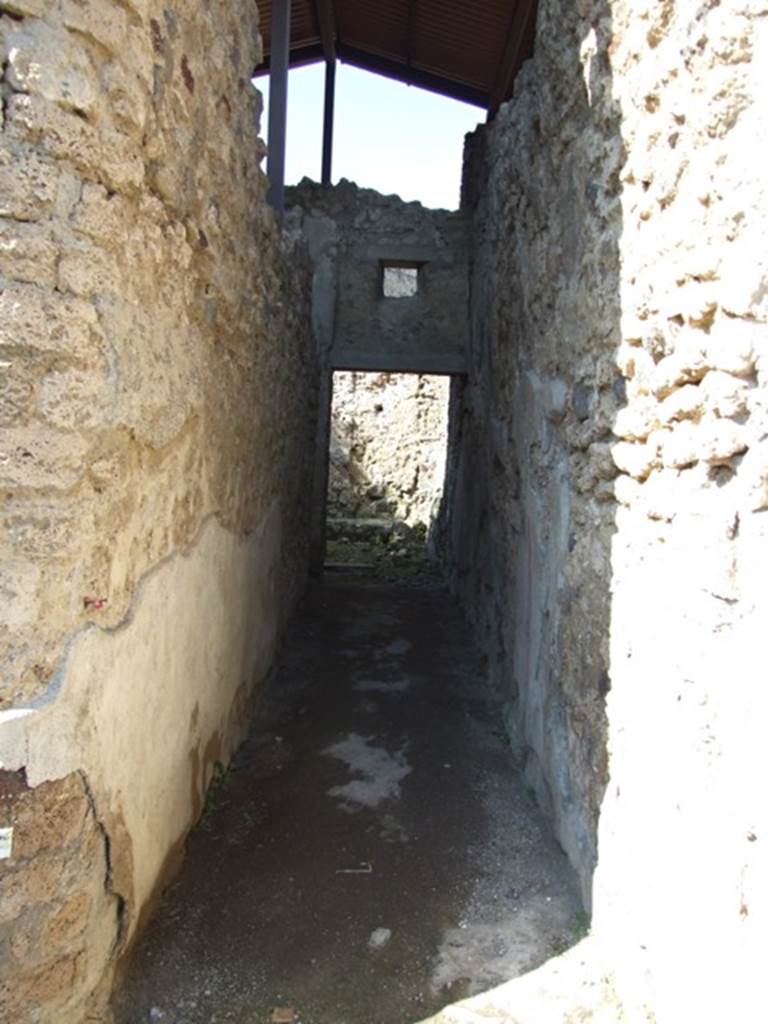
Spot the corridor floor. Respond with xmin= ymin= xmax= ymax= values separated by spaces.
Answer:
xmin=112 ymin=574 xmax=581 ymax=1024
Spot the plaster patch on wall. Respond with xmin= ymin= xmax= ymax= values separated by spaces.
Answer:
xmin=0 ymin=510 xmax=285 ymax=930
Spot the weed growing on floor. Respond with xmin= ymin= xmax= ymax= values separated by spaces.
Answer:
xmin=197 ymin=761 xmax=232 ymax=828
xmin=571 ymin=909 xmax=591 ymax=941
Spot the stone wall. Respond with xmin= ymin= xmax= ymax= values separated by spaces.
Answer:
xmin=0 ymin=1 xmax=316 ymax=1020
xmin=286 ymin=179 xmax=469 ymax=374
xmin=444 ymin=0 xmax=767 ymax=1018
xmin=443 ymin=0 xmax=621 ymax=910
xmin=593 ymin=2 xmax=767 ymax=1020
xmin=328 ymin=371 xmax=450 ymax=528
xmin=286 ymin=180 xmax=467 ymax=568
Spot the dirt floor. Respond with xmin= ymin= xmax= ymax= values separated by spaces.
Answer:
xmin=112 ymin=573 xmax=582 ymax=1024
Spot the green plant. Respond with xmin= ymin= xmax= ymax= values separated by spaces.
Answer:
xmin=198 ymin=760 xmax=231 ymax=827
xmin=571 ymin=909 xmax=591 ymax=941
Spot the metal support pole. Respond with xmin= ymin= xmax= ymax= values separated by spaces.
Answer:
xmin=321 ymin=57 xmax=336 ymax=186
xmin=267 ymin=0 xmax=291 ymax=212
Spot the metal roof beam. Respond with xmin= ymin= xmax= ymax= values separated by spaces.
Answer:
xmin=321 ymin=56 xmax=336 ymax=185
xmin=488 ymin=0 xmax=537 ymax=117
xmin=336 ymin=42 xmax=487 ymax=108
xmin=253 ymin=42 xmax=326 ymax=77
xmin=267 ymin=0 xmax=290 ymax=213
xmin=311 ymin=0 xmax=338 ymax=186
xmin=313 ymin=0 xmax=337 ymax=61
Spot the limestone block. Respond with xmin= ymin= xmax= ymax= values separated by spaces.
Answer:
xmin=102 ymin=60 xmax=148 ymax=139
xmin=0 ymin=356 xmax=36 ymax=425
xmin=3 ymin=852 xmax=74 ymax=910
xmin=57 ymin=244 xmax=119 ymax=298
xmin=616 ymin=343 xmax=655 ymax=396
xmin=651 ymin=348 xmax=709 ymax=399
xmin=698 ymin=418 xmax=749 ymax=465
xmin=4 ymin=20 xmax=101 ymax=119
xmin=705 ymin=317 xmax=760 ymax=378
xmin=659 ymin=421 xmax=701 ymax=469
xmin=59 ymin=0 xmax=128 ymax=57
xmin=612 ymin=473 xmax=642 ymax=510
xmin=117 ymin=0 xmax=151 ymax=18
xmin=0 ymin=145 xmax=58 ymax=221
xmin=611 ymin=439 xmax=659 ymax=480
xmin=701 ymin=370 xmax=751 ymax=420
xmin=660 ymin=414 xmax=749 ymax=470
xmin=69 ymin=184 xmax=130 ymax=248
xmin=0 ymin=0 xmax=51 ymax=17
xmin=0 ymin=220 xmax=59 ymax=288
xmin=7 ymin=776 xmax=89 ymax=860
xmin=1 ymin=953 xmax=85 ymax=1012
xmin=38 ymin=366 xmax=114 ymax=430
xmin=1 ymin=495 xmax=84 ymax=559
xmin=45 ymin=891 xmax=92 ymax=948
xmin=0 ymin=426 xmax=89 ymax=489
xmin=0 ymin=560 xmax=41 ymax=631
xmin=0 ymin=283 xmax=104 ymax=361
xmin=585 ymin=441 xmax=618 ymax=483
xmin=741 ymin=446 xmax=768 ymax=511
xmin=721 ymin=243 xmax=768 ymax=321
xmin=8 ymin=94 xmax=144 ymax=195
xmin=658 ymin=383 xmax=705 ymax=426
xmin=613 ymin=397 xmax=657 ymax=441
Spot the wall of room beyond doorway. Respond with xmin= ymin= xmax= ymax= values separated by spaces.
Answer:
xmin=328 ymin=371 xmax=450 ymax=529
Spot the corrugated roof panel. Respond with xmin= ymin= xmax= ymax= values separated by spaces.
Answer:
xmin=410 ymin=0 xmax=511 ymax=92
xmin=257 ymin=0 xmax=318 ymax=49
xmin=337 ymin=0 xmax=410 ymax=57
xmin=255 ymin=0 xmax=537 ymax=110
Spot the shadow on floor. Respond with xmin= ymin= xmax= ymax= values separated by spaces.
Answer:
xmin=112 ymin=575 xmax=581 ymax=1024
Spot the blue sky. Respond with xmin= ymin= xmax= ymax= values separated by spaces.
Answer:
xmin=255 ymin=62 xmax=484 ymax=210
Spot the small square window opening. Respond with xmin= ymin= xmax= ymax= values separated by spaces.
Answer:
xmin=382 ymin=265 xmax=419 ymax=298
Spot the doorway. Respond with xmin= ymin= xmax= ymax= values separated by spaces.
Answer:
xmin=324 ymin=370 xmax=451 ymax=578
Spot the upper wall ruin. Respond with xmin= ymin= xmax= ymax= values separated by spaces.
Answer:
xmin=287 ymin=180 xmax=469 ymax=376
xmin=287 ymin=180 xmax=469 ymax=569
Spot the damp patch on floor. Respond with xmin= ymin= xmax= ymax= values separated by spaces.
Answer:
xmin=354 ymin=676 xmax=412 ymax=694
xmin=324 ymin=732 xmax=412 ymax=808
xmin=384 ymin=637 xmax=412 ymax=656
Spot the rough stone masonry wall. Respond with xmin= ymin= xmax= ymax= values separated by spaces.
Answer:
xmin=286 ymin=179 xmax=469 ymax=373
xmin=328 ymin=371 xmax=450 ymax=528
xmin=0 ymin=1 xmax=316 ymax=1021
xmin=445 ymin=0 xmax=621 ymax=910
xmin=445 ymin=0 xmax=767 ymax=1020
xmin=286 ymin=179 xmax=467 ymax=568
xmin=593 ymin=2 xmax=767 ymax=1021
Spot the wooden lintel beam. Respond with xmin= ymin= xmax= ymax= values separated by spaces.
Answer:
xmin=313 ymin=0 xmax=337 ymax=62
xmin=488 ymin=0 xmax=537 ymax=117
xmin=330 ymin=348 xmax=467 ymax=375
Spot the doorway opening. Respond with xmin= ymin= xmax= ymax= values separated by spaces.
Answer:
xmin=325 ymin=371 xmax=451 ymax=578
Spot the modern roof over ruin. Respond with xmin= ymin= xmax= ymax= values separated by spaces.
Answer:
xmin=253 ymin=0 xmax=538 ymax=115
